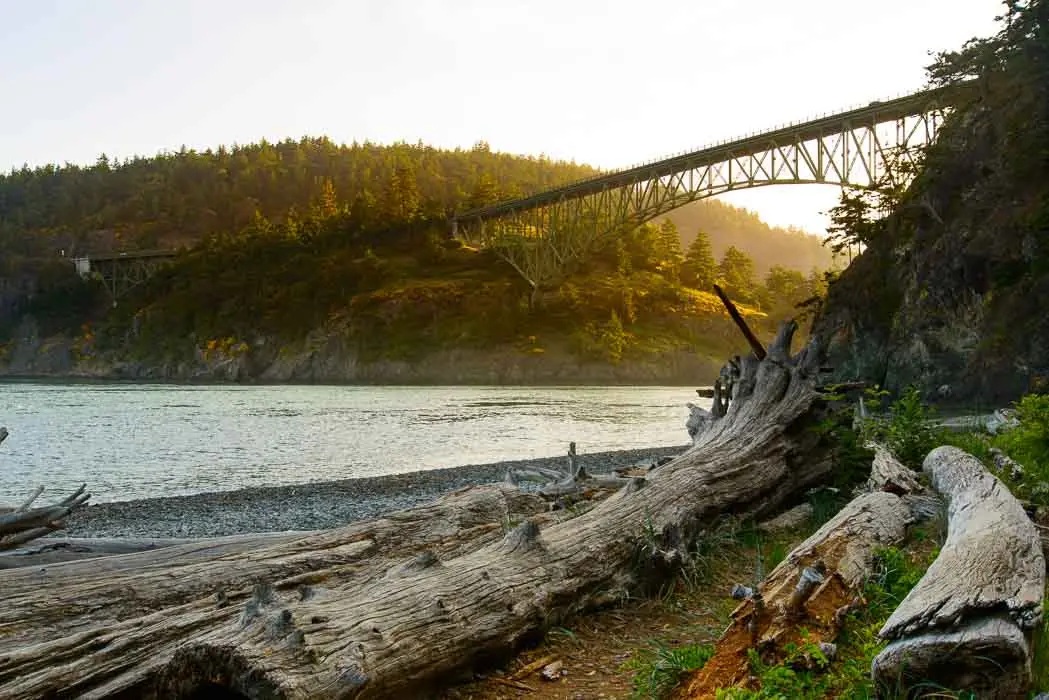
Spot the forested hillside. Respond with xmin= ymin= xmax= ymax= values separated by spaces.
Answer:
xmin=1 ymin=139 xmax=835 ymax=382
xmin=665 ymin=199 xmax=836 ymax=275
xmin=1 ymin=140 xmax=834 ymax=274
xmin=0 ymin=139 xmax=594 ymax=256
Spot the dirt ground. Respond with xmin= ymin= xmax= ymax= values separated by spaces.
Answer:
xmin=436 ymin=534 xmax=791 ymax=700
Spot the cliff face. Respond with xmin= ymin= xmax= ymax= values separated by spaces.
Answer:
xmin=814 ymin=6 xmax=1049 ymax=404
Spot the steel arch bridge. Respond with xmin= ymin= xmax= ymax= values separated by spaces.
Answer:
xmin=452 ymin=83 xmax=966 ymax=283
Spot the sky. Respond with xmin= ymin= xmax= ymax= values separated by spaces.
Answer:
xmin=1 ymin=0 xmax=1003 ymax=233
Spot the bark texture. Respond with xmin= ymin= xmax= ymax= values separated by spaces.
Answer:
xmin=0 ymin=323 xmax=833 ymax=699
xmin=872 ymin=446 xmax=1046 ymax=698
xmin=682 ymin=491 xmax=913 ymax=698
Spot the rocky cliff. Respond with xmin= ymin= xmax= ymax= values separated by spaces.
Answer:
xmin=813 ymin=3 xmax=1049 ymax=405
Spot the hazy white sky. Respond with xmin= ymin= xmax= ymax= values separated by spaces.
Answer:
xmin=1 ymin=0 xmax=1002 ymax=232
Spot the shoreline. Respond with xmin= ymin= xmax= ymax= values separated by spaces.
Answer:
xmin=0 ymin=374 xmax=708 ymax=389
xmin=65 ymin=444 xmax=688 ymax=538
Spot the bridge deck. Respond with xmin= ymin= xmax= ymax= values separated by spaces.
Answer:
xmin=457 ymin=83 xmax=966 ymax=221
xmin=86 ymin=250 xmax=178 ymax=263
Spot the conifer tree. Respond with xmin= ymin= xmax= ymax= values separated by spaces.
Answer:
xmin=718 ymin=245 xmax=757 ymax=303
xmin=657 ymin=218 xmax=684 ymax=280
xmin=681 ymin=229 xmax=718 ymax=290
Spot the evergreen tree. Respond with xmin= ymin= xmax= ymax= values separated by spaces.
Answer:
xmin=656 ymin=218 xmax=684 ymax=280
xmin=760 ymin=265 xmax=808 ymax=316
xmin=763 ymin=265 xmax=807 ymax=304
xmin=718 ymin=246 xmax=757 ymax=303
xmin=681 ymin=229 xmax=718 ymax=290
xmin=825 ymin=187 xmax=876 ymax=255
xmin=382 ymin=163 xmax=420 ymax=223
xmin=467 ymin=172 xmax=499 ymax=210
xmin=315 ymin=178 xmax=339 ymax=218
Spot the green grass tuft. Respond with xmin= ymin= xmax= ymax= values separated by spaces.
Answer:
xmin=625 ymin=641 xmax=716 ymax=699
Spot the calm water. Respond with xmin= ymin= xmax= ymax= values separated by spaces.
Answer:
xmin=0 ymin=383 xmax=701 ymax=503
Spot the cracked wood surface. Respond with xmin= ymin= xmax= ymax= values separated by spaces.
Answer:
xmin=682 ymin=490 xmax=912 ymax=698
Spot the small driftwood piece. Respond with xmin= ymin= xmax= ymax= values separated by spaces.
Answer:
xmin=0 ymin=485 xmax=91 ymax=551
xmin=872 ymin=446 xmax=1046 ymax=699
xmin=682 ymin=491 xmax=913 ymax=698
xmin=507 ymin=442 xmax=637 ymax=499
xmin=0 ymin=428 xmax=92 ymax=550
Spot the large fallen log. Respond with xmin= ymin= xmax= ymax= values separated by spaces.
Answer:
xmin=872 ymin=446 xmax=1046 ymax=699
xmin=0 ymin=322 xmax=836 ymax=699
xmin=0 ymin=483 xmax=546 ymax=641
xmin=681 ymin=463 xmax=919 ymax=698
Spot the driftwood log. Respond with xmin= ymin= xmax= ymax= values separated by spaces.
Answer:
xmin=0 ymin=533 xmax=323 ymax=569
xmin=0 ymin=427 xmax=92 ymax=551
xmin=505 ymin=441 xmax=641 ymax=499
xmin=0 ymin=321 xmax=839 ymax=698
xmin=872 ymin=446 xmax=1046 ymax=698
xmin=683 ymin=491 xmax=913 ymax=698
xmin=682 ymin=446 xmax=925 ymax=698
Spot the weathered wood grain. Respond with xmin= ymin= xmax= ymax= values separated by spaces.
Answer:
xmin=872 ymin=445 xmax=1046 ymax=698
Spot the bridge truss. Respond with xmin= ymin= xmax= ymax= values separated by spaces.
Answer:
xmin=453 ymin=85 xmax=962 ymax=287
xmin=74 ymin=250 xmax=177 ymax=304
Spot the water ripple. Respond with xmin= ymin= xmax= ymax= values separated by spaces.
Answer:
xmin=0 ymin=383 xmax=703 ymax=503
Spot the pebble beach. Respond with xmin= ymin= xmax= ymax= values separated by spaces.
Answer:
xmin=64 ymin=444 xmax=688 ymax=538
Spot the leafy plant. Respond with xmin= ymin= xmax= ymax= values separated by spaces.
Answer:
xmin=811 ymin=404 xmax=875 ymax=494
xmin=680 ymin=518 xmax=743 ymax=590
xmin=995 ymin=394 xmax=1049 ymax=474
xmin=942 ymin=392 xmax=1049 ymax=508
xmin=882 ymin=387 xmax=943 ymax=469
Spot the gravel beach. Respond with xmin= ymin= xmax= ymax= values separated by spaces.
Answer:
xmin=65 ymin=444 xmax=689 ymax=538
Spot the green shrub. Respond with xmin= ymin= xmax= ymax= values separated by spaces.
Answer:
xmin=995 ymin=393 xmax=1049 ymax=477
xmin=942 ymin=393 xmax=1049 ymax=508
xmin=811 ymin=402 xmax=875 ymax=494
xmin=881 ymin=387 xmax=943 ymax=469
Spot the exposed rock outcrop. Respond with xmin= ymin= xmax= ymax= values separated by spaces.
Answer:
xmin=813 ymin=16 xmax=1049 ymax=404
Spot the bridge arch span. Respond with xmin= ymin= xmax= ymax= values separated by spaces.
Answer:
xmin=452 ymin=83 xmax=968 ymax=287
